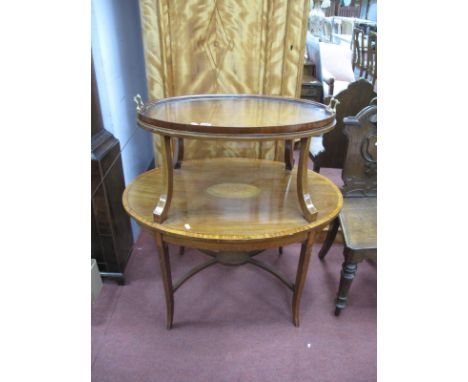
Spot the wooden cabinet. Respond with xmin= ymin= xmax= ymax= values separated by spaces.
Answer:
xmin=91 ymin=60 xmax=133 ymax=285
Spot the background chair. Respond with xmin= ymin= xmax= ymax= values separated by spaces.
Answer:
xmin=321 ymin=18 xmax=333 ymax=43
xmin=352 ymin=27 xmax=366 ymax=76
xmin=308 ymin=40 xmax=356 ymax=97
xmin=352 ymin=28 xmax=377 ymax=89
xmin=317 ymin=103 xmax=377 ymax=316
xmin=366 ymin=31 xmax=377 ymax=87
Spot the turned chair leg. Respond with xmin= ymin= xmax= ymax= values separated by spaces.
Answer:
xmin=318 ymin=217 xmax=340 ymax=260
xmin=335 ymin=249 xmax=358 ymax=316
xmin=312 ymin=161 xmax=320 ymax=173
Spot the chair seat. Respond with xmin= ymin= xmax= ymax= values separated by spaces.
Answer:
xmin=339 ymin=197 xmax=376 ymax=251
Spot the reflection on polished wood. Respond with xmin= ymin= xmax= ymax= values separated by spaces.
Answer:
xmin=206 ymin=182 xmax=261 ymax=199
xmin=123 ymin=158 xmax=342 ymax=328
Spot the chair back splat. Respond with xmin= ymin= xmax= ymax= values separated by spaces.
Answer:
xmin=317 ymin=102 xmax=377 ymax=316
xmin=312 ymin=79 xmax=376 ymax=171
xmin=342 ymin=105 xmax=377 ymax=197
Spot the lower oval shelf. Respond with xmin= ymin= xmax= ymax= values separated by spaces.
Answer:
xmin=123 ymin=157 xmax=342 ymax=243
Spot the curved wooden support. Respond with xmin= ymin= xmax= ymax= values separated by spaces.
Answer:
xmin=154 ymin=232 xmax=174 ymax=329
xmin=173 ymin=259 xmax=217 ymax=292
xmin=292 ymin=231 xmax=316 ymax=327
xmin=248 ymin=258 xmax=294 ymax=291
xmin=297 ymin=137 xmax=318 ymax=222
xmin=153 ymin=135 xmax=173 ymax=223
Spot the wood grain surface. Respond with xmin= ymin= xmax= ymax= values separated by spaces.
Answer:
xmin=123 ymin=158 xmax=342 ymax=244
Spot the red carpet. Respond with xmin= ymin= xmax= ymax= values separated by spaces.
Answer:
xmin=92 ymin=236 xmax=376 ymax=382
xmin=92 ymin=164 xmax=376 ymax=381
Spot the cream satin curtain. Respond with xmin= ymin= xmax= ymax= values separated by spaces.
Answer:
xmin=139 ymin=0 xmax=310 ymax=165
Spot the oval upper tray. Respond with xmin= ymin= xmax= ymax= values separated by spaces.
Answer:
xmin=137 ymin=94 xmax=336 ymax=139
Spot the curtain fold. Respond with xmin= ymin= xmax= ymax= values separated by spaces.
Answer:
xmin=139 ymin=0 xmax=310 ymax=165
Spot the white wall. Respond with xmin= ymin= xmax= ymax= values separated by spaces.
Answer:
xmin=92 ymin=0 xmax=153 ymax=240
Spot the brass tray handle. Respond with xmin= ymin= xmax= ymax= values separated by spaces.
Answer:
xmin=328 ymin=97 xmax=340 ymax=113
xmin=133 ymin=94 xmax=144 ymax=112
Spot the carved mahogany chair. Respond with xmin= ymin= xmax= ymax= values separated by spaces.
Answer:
xmin=311 ymin=79 xmax=376 ymax=172
xmin=317 ymin=103 xmax=377 ymax=316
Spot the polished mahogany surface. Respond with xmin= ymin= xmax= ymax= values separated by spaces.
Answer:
xmin=138 ymin=94 xmax=336 ymax=139
xmin=123 ymin=158 xmax=343 ymax=242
